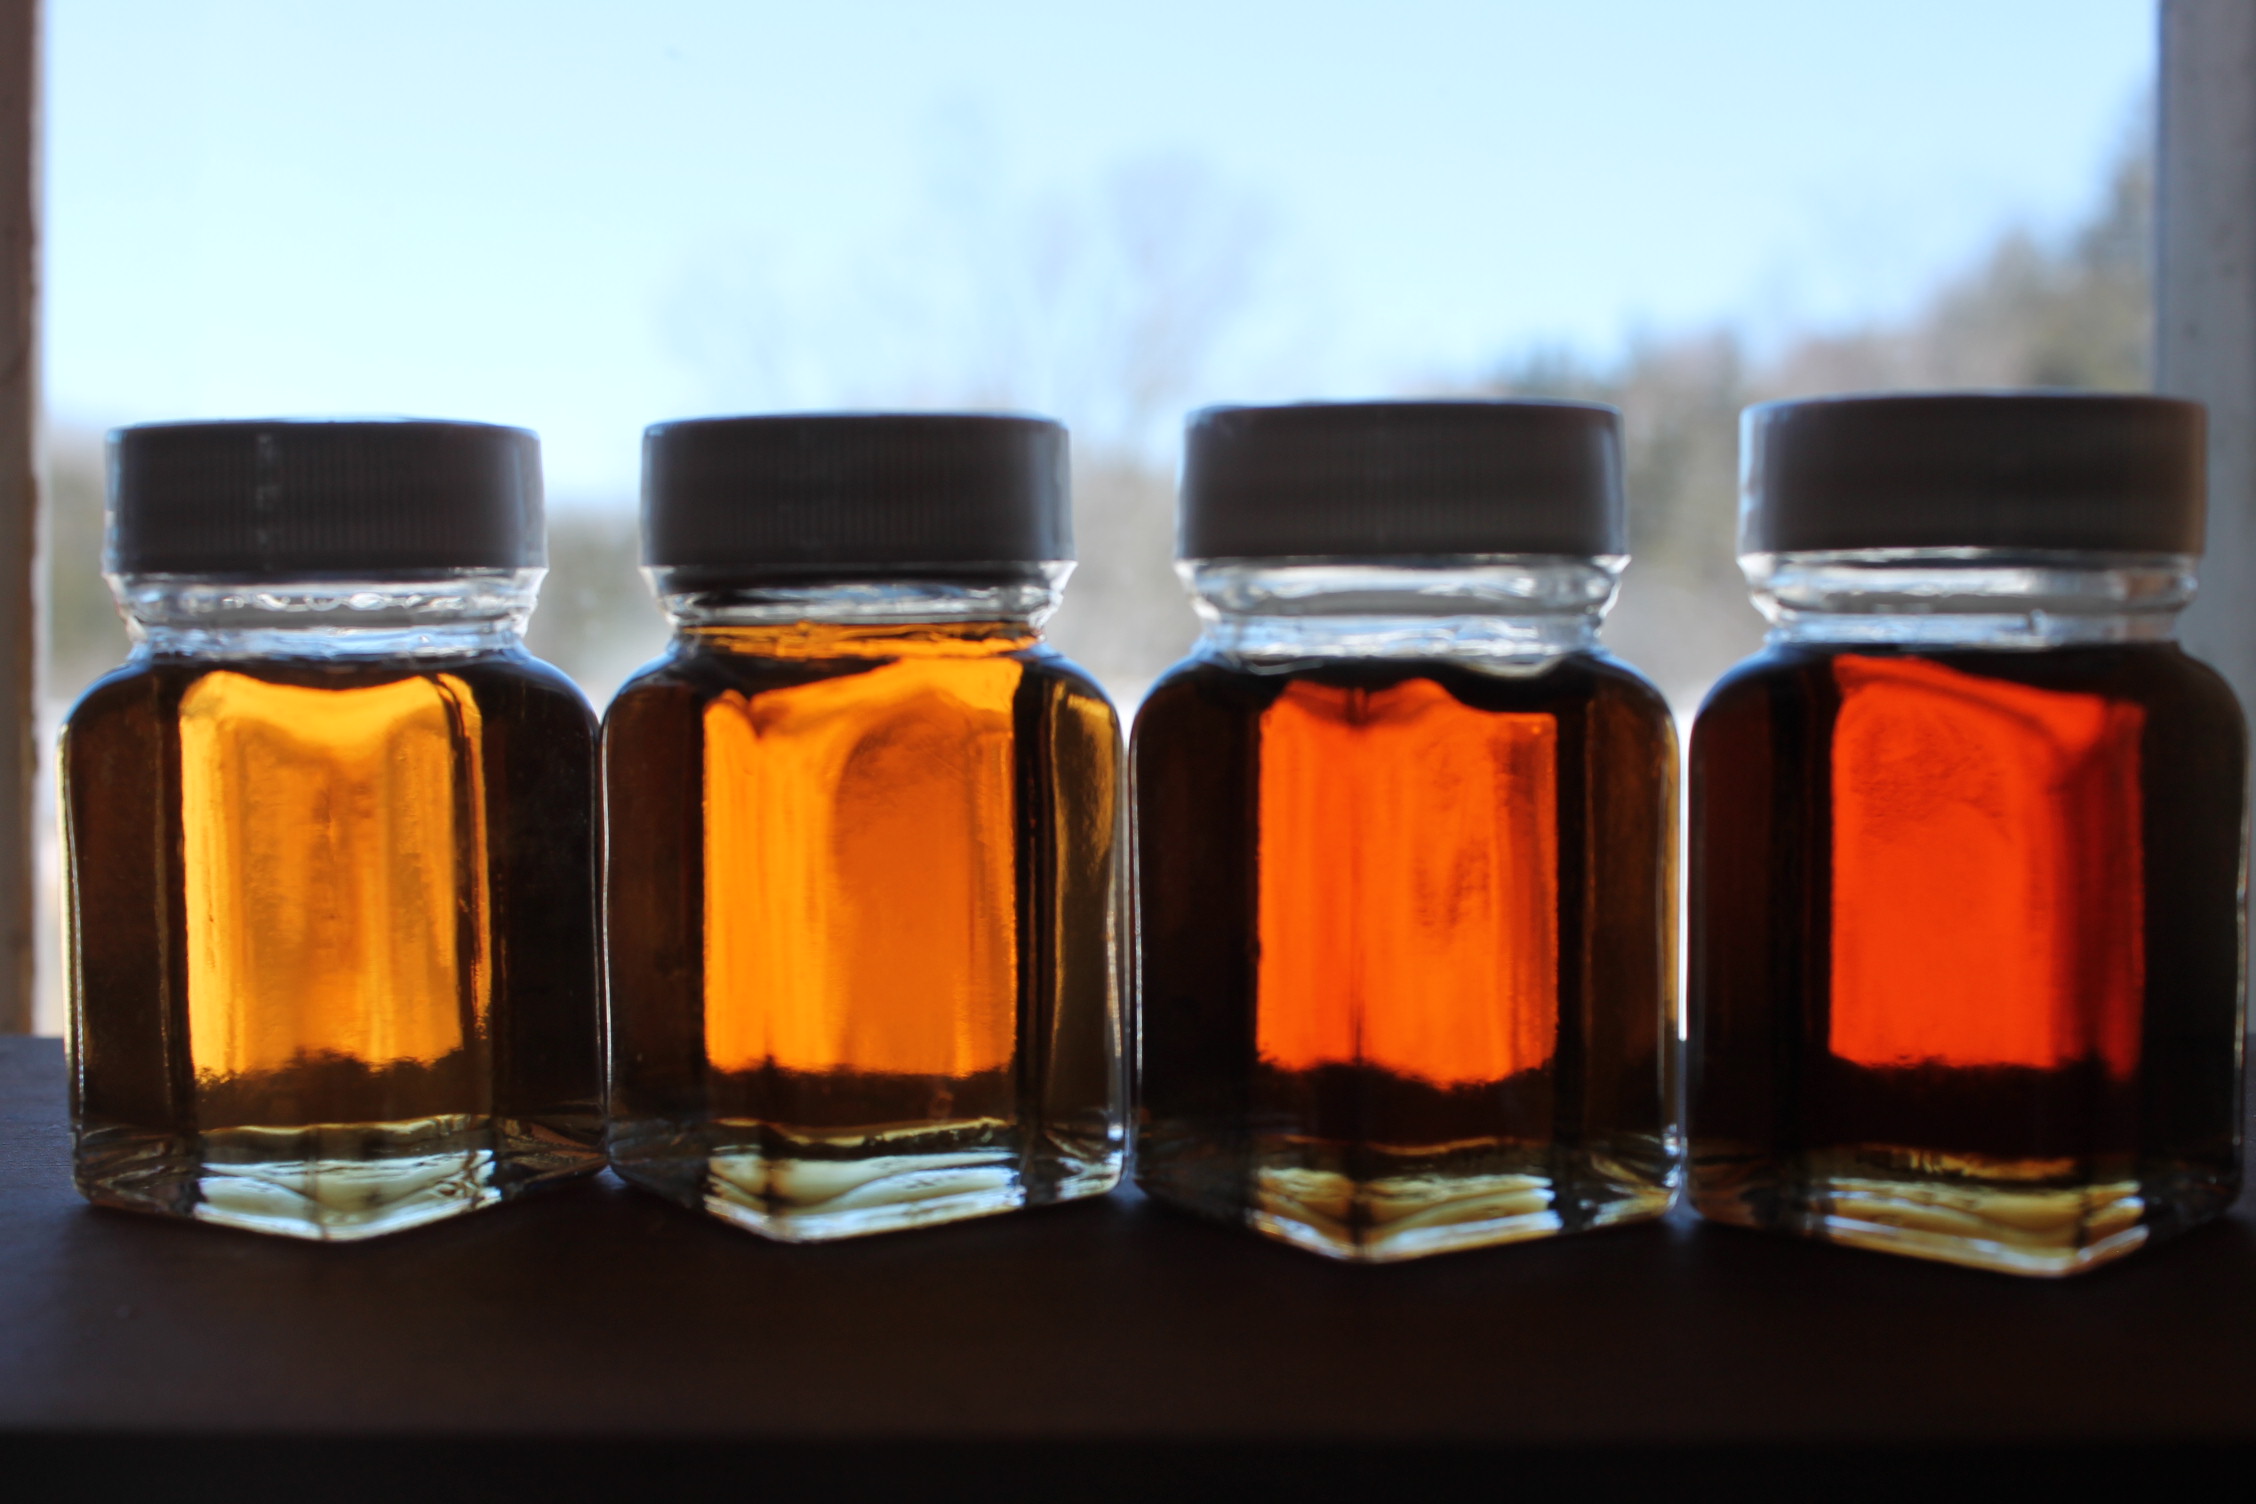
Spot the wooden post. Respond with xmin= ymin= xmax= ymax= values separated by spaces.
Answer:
xmin=2161 ymin=0 xmax=2256 ymax=714
xmin=0 ymin=0 xmax=35 ymax=1035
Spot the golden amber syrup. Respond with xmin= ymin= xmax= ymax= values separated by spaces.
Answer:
xmin=1690 ymin=644 xmax=2245 ymax=1275
xmin=603 ymin=621 xmax=1124 ymax=1241
xmin=65 ymin=655 xmax=605 ymax=1241
xmin=1134 ymin=654 xmax=1677 ymax=1262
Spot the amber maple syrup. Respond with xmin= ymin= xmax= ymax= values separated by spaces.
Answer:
xmin=70 ymin=654 xmax=604 ymax=1238
xmin=603 ymin=413 xmax=1124 ymax=1240
xmin=1136 ymin=653 xmax=1676 ymax=1259
xmin=1690 ymin=642 xmax=2244 ymax=1269
xmin=604 ymin=622 xmax=1123 ymax=1236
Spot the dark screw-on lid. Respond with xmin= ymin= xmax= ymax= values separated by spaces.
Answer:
xmin=108 ymin=419 xmax=545 ymax=576
xmin=641 ymin=413 xmax=1071 ymax=582
xmin=1741 ymin=392 xmax=2207 ymax=555
xmin=1178 ymin=400 xmax=1625 ymax=560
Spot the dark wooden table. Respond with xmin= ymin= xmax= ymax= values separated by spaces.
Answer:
xmin=3 ymin=1035 xmax=2253 ymax=1501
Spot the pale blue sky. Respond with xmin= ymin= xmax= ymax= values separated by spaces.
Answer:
xmin=48 ymin=0 xmax=2155 ymax=495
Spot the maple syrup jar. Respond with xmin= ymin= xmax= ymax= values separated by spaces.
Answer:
xmin=603 ymin=414 xmax=1125 ymax=1241
xmin=1690 ymin=393 xmax=2246 ymax=1276
xmin=66 ymin=420 xmax=605 ymax=1240
xmin=1134 ymin=401 xmax=1680 ymax=1262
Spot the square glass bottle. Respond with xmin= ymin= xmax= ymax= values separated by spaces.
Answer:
xmin=66 ymin=420 xmax=606 ymax=1241
xmin=1134 ymin=402 xmax=1681 ymax=1262
xmin=603 ymin=414 xmax=1125 ymax=1240
xmin=1690 ymin=394 xmax=2246 ymax=1276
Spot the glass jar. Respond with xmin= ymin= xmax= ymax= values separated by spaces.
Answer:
xmin=1134 ymin=401 xmax=1680 ymax=1262
xmin=603 ymin=414 xmax=1125 ymax=1240
xmin=66 ymin=420 xmax=604 ymax=1241
xmin=1689 ymin=393 xmax=2246 ymax=1276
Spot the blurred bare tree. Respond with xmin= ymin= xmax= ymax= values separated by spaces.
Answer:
xmin=666 ymin=145 xmax=1274 ymax=704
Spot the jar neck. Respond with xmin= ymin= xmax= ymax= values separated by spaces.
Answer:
xmin=1745 ymin=549 xmax=2197 ymax=647
xmin=115 ymin=570 xmax=540 ymax=660
xmin=1185 ymin=557 xmax=1620 ymax=665
xmin=655 ymin=566 xmax=1065 ymax=640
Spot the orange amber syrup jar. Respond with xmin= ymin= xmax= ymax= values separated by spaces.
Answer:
xmin=1690 ymin=394 xmax=2245 ymax=1275
xmin=66 ymin=420 xmax=604 ymax=1241
xmin=1134 ymin=402 xmax=1679 ymax=1262
xmin=603 ymin=415 xmax=1125 ymax=1241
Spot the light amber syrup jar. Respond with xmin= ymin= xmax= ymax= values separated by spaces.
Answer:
xmin=1690 ymin=393 xmax=2245 ymax=1275
xmin=603 ymin=414 xmax=1125 ymax=1240
xmin=1134 ymin=402 xmax=1680 ymax=1262
xmin=66 ymin=420 xmax=605 ymax=1240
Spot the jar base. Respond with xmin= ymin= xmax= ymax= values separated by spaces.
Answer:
xmin=1138 ymin=1135 xmax=1679 ymax=1264
xmin=1691 ymin=1147 xmax=2238 ymax=1276
xmin=75 ymin=1116 xmax=605 ymax=1242
xmin=609 ymin=1118 xmax=1123 ymax=1242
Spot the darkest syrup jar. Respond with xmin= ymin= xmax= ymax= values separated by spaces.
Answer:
xmin=1689 ymin=393 xmax=2245 ymax=1275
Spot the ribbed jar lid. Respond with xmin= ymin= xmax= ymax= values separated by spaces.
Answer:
xmin=108 ymin=419 xmax=545 ymax=577
xmin=1740 ymin=392 xmax=2206 ymax=554
xmin=641 ymin=413 xmax=1071 ymax=581
xmin=1178 ymin=400 xmax=1625 ymax=560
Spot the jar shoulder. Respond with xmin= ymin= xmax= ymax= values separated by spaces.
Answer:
xmin=1140 ymin=646 xmax=1669 ymax=714
xmin=1692 ymin=640 xmax=2248 ymax=766
xmin=602 ymin=635 xmax=1117 ymax=734
xmin=63 ymin=648 xmax=593 ymax=741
